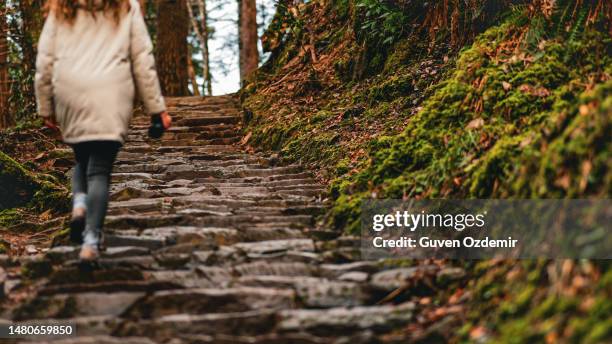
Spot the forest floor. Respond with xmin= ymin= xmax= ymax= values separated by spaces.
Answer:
xmin=0 ymin=123 xmax=71 ymax=255
xmin=0 ymin=95 xmax=469 ymax=343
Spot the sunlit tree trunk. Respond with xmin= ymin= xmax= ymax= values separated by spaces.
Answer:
xmin=156 ymin=0 xmax=190 ymax=96
xmin=0 ymin=1 xmax=12 ymax=129
xmin=238 ymin=0 xmax=258 ymax=83
xmin=187 ymin=0 xmax=212 ymax=95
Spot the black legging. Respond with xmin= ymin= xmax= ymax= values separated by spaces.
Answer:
xmin=71 ymin=141 xmax=121 ymax=246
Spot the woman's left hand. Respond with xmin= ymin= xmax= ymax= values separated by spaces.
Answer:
xmin=44 ymin=117 xmax=59 ymax=130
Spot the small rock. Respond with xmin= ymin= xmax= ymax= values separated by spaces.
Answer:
xmin=295 ymin=279 xmax=368 ymax=307
xmin=46 ymin=246 xmax=79 ymax=263
xmin=104 ymin=246 xmax=150 ymax=258
xmin=26 ymin=245 xmax=38 ymax=254
xmin=233 ymin=239 xmax=315 ymax=255
xmin=279 ymin=302 xmax=415 ymax=335
xmin=370 ymin=265 xmax=439 ymax=291
xmin=338 ymin=271 xmax=369 ymax=283
xmin=437 ymin=267 xmax=466 ymax=283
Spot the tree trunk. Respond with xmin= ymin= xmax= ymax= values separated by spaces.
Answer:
xmin=156 ymin=0 xmax=190 ymax=96
xmin=18 ymin=1 xmax=44 ymax=117
xmin=238 ymin=0 xmax=258 ymax=83
xmin=19 ymin=1 xmax=43 ymax=80
xmin=0 ymin=1 xmax=12 ymax=129
xmin=187 ymin=0 xmax=212 ymax=95
xmin=187 ymin=45 xmax=200 ymax=96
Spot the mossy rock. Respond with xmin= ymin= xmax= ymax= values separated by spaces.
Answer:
xmin=0 ymin=151 xmax=39 ymax=209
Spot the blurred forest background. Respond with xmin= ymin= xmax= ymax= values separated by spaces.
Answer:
xmin=0 ymin=0 xmax=611 ymax=342
xmin=0 ymin=0 xmax=274 ymax=128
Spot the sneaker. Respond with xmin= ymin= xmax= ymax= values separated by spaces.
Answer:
xmin=69 ymin=218 xmax=85 ymax=244
xmin=69 ymin=207 xmax=86 ymax=244
xmin=79 ymin=244 xmax=99 ymax=261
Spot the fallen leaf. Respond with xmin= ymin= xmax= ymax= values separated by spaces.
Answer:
xmin=453 ymin=177 xmax=462 ymax=186
xmin=40 ymin=209 xmax=52 ymax=221
xmin=469 ymin=326 xmax=488 ymax=340
xmin=502 ymin=81 xmax=512 ymax=91
xmin=466 ymin=118 xmax=484 ymax=130
xmin=545 ymin=332 xmax=558 ymax=344
xmin=579 ymin=104 xmax=590 ymax=116
xmin=518 ymin=84 xmax=550 ymax=97
xmin=554 ymin=173 xmax=571 ymax=190
xmin=419 ymin=297 xmax=432 ymax=305
xmin=240 ymin=131 xmax=252 ymax=145
xmin=579 ymin=160 xmax=592 ymax=191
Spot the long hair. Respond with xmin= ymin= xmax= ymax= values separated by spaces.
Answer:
xmin=47 ymin=0 xmax=131 ymax=24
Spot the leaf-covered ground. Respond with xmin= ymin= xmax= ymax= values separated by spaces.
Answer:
xmin=0 ymin=121 xmax=71 ymax=255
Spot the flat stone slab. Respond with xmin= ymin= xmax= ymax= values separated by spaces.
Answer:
xmin=370 ymin=265 xmax=439 ymax=291
xmin=30 ymin=337 xmax=156 ymax=344
xmin=233 ymin=239 xmax=315 ymax=254
xmin=278 ymin=303 xmax=416 ymax=335
xmin=14 ymin=292 xmax=145 ymax=320
xmin=115 ymin=309 xmax=277 ymax=338
xmin=124 ymin=287 xmax=296 ymax=318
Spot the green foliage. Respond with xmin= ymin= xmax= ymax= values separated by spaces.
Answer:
xmin=354 ymin=0 xmax=407 ymax=48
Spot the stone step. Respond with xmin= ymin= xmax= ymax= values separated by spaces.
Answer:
xmin=2 ymin=96 xmax=420 ymax=343
xmin=123 ymin=287 xmax=296 ymax=319
xmin=105 ymin=214 xmax=185 ymax=230
xmin=114 ymin=309 xmax=277 ymax=339
xmin=190 ymin=214 xmax=315 ymax=228
xmin=175 ymin=116 xmax=240 ymax=126
xmin=45 ymin=246 xmax=150 ymax=263
xmin=235 ymin=276 xmax=371 ymax=308
xmin=159 ymin=137 xmax=241 ymax=147
xmin=232 ymin=239 xmax=315 ymax=255
xmin=278 ymin=302 xmax=416 ymax=335
xmin=28 ymin=336 xmax=156 ymax=344
xmin=166 ymin=333 xmax=334 ymax=344
xmin=38 ymin=280 xmax=183 ymax=296
xmin=1 ymin=316 xmax=118 ymax=337
xmin=13 ymin=292 xmax=145 ymax=320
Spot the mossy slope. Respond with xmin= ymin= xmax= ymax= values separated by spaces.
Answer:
xmin=242 ymin=1 xmax=611 ymax=342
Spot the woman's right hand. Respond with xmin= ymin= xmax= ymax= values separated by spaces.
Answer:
xmin=160 ymin=111 xmax=172 ymax=129
xmin=148 ymin=111 xmax=172 ymax=139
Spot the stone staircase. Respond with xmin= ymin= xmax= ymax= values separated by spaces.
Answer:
xmin=0 ymin=96 xmax=450 ymax=343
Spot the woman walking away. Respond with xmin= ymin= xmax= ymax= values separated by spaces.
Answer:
xmin=35 ymin=0 xmax=172 ymax=261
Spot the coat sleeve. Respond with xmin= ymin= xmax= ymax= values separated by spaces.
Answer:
xmin=130 ymin=3 xmax=166 ymax=114
xmin=35 ymin=13 xmax=58 ymax=119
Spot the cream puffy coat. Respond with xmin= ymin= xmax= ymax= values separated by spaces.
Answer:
xmin=35 ymin=0 xmax=166 ymax=144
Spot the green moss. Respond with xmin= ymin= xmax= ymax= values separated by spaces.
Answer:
xmin=0 ymin=209 xmax=22 ymax=228
xmin=0 ymin=239 xmax=9 ymax=254
xmin=242 ymin=4 xmax=611 ymax=342
xmin=328 ymin=25 xmax=611 ymax=230
xmin=0 ymin=151 xmax=39 ymax=209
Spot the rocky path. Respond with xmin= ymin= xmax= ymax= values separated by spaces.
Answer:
xmin=0 ymin=96 xmax=453 ymax=343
